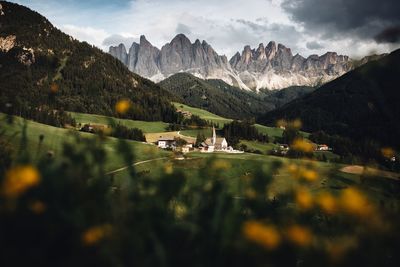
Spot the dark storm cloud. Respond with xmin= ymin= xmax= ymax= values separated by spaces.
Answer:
xmin=374 ymin=26 xmax=400 ymax=43
xmin=282 ymin=0 xmax=400 ymax=43
xmin=306 ymin=41 xmax=324 ymax=50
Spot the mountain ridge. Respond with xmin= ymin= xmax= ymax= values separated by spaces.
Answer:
xmin=109 ymin=34 xmax=385 ymax=91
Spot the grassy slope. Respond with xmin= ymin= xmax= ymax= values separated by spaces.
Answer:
xmin=0 ymin=114 xmax=170 ymax=171
xmin=173 ymin=102 xmax=293 ymax=140
xmin=173 ymin=102 xmax=232 ymax=125
xmin=69 ymin=112 xmax=169 ymax=133
xmin=239 ymin=140 xmax=279 ymax=154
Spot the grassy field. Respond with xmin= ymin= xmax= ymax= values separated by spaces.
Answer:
xmin=239 ymin=140 xmax=279 ymax=154
xmin=179 ymin=128 xmax=213 ymax=138
xmin=69 ymin=111 xmax=169 ymax=133
xmin=173 ymin=102 xmax=233 ymax=126
xmin=0 ymin=114 xmax=170 ymax=171
xmin=111 ymin=151 xmax=399 ymax=208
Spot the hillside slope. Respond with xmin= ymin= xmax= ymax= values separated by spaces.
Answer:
xmin=0 ymin=1 xmax=178 ymax=122
xmin=258 ymin=50 xmax=400 ymax=148
xmin=160 ymin=73 xmax=272 ymax=119
xmin=160 ymin=73 xmax=315 ymax=119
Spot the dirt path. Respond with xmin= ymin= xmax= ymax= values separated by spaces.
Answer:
xmin=106 ymin=157 xmax=169 ymax=175
xmin=340 ymin=165 xmax=400 ymax=181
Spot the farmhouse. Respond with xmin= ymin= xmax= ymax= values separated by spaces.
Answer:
xmin=317 ymin=144 xmax=330 ymax=151
xmin=157 ymin=137 xmax=176 ymax=149
xmin=200 ymin=127 xmax=229 ymax=153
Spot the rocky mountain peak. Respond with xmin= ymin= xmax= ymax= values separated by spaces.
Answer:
xmin=109 ymin=36 xmax=380 ymax=91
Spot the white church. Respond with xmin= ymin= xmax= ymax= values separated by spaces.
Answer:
xmin=200 ymin=127 xmax=230 ymax=153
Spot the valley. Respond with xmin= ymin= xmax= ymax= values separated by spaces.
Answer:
xmin=1 ymin=1 xmax=399 ymax=266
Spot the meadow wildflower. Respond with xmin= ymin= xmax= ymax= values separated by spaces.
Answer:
xmin=295 ymin=187 xmax=313 ymax=210
xmin=291 ymin=139 xmax=314 ymax=153
xmin=286 ymin=225 xmax=312 ymax=247
xmin=2 ymin=165 xmax=41 ymax=198
xmin=243 ymin=220 xmax=281 ymax=250
xmin=316 ymin=192 xmax=337 ymax=214
xmin=29 ymin=200 xmax=46 ymax=214
xmin=82 ymin=224 xmax=112 ymax=246
xmin=115 ymin=99 xmax=132 ymax=114
xmin=339 ymin=187 xmax=373 ymax=217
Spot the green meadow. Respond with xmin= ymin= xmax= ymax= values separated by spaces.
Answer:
xmin=0 ymin=114 xmax=170 ymax=172
xmin=69 ymin=111 xmax=169 ymax=133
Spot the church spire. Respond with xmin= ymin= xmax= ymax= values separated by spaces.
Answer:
xmin=212 ymin=126 xmax=216 ymax=145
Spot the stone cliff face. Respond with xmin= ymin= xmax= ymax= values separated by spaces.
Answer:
xmin=109 ymin=34 xmax=376 ymax=91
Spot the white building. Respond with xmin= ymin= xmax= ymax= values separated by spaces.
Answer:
xmin=200 ymin=127 xmax=228 ymax=152
xmin=157 ymin=137 xmax=176 ymax=149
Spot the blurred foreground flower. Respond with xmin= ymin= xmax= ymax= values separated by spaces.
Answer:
xmin=316 ymin=192 xmax=337 ymax=214
xmin=243 ymin=220 xmax=281 ymax=250
xmin=286 ymin=225 xmax=312 ymax=247
xmin=295 ymin=187 xmax=313 ymax=211
xmin=115 ymin=99 xmax=132 ymax=114
xmin=381 ymin=147 xmax=395 ymax=159
xmin=212 ymin=159 xmax=231 ymax=171
xmin=29 ymin=200 xmax=46 ymax=214
xmin=82 ymin=224 xmax=112 ymax=246
xmin=50 ymin=83 xmax=59 ymax=93
xmin=291 ymin=138 xmax=314 ymax=153
xmin=339 ymin=188 xmax=373 ymax=217
xmin=2 ymin=165 xmax=41 ymax=198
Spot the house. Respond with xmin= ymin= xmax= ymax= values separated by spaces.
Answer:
xmin=200 ymin=127 xmax=228 ymax=152
xmin=317 ymin=144 xmax=330 ymax=151
xmin=157 ymin=137 xmax=176 ymax=149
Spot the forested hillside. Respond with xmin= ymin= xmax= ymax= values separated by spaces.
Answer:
xmin=159 ymin=73 xmax=315 ymax=119
xmin=258 ymin=50 xmax=400 ymax=148
xmin=0 ymin=1 xmax=179 ymax=122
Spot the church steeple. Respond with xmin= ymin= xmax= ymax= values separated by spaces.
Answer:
xmin=212 ymin=126 xmax=216 ymax=145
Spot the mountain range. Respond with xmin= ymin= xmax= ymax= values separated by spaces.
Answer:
xmin=109 ymin=34 xmax=384 ymax=91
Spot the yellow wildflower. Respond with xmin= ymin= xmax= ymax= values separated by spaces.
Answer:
xmin=243 ymin=220 xmax=281 ymax=250
xmin=2 ymin=165 xmax=41 ymax=198
xmin=291 ymin=139 xmax=314 ymax=153
xmin=211 ymin=159 xmax=231 ymax=171
xmin=29 ymin=200 xmax=46 ymax=214
xmin=286 ymin=225 xmax=312 ymax=247
xmin=82 ymin=224 xmax=112 ymax=246
xmin=295 ymin=187 xmax=313 ymax=210
xmin=50 ymin=83 xmax=59 ymax=93
xmin=301 ymin=169 xmax=318 ymax=182
xmin=291 ymin=119 xmax=302 ymax=129
xmin=164 ymin=163 xmax=173 ymax=174
xmin=316 ymin=192 xmax=337 ymax=214
xmin=339 ymin=187 xmax=373 ymax=217
xmin=245 ymin=188 xmax=257 ymax=199
xmin=276 ymin=119 xmax=287 ymax=128
xmin=381 ymin=147 xmax=395 ymax=159
xmin=115 ymin=99 xmax=132 ymax=114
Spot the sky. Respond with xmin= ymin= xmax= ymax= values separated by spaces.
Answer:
xmin=9 ymin=0 xmax=400 ymax=59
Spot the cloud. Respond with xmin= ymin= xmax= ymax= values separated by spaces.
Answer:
xmin=102 ymin=34 xmax=138 ymax=47
xmin=281 ymin=0 xmax=400 ymax=42
xmin=61 ymin=24 xmax=109 ymax=48
xmin=374 ymin=26 xmax=400 ymax=44
xmin=176 ymin=23 xmax=192 ymax=35
xmin=306 ymin=41 xmax=324 ymax=50
xmin=234 ymin=19 xmax=303 ymax=52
